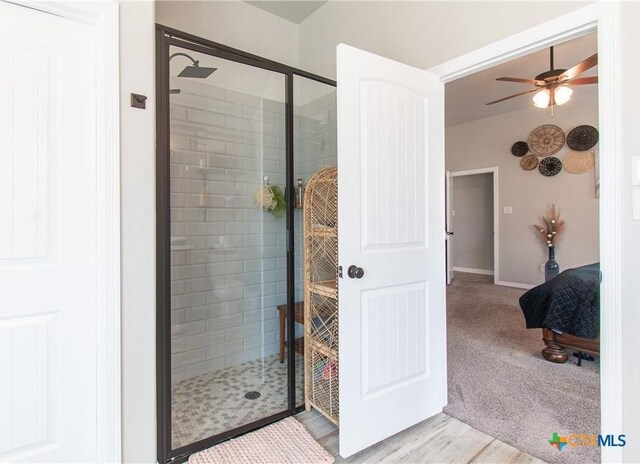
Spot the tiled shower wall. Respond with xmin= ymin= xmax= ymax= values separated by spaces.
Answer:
xmin=169 ymin=78 xmax=336 ymax=383
xmin=294 ymin=92 xmax=338 ymax=302
xmin=169 ymin=78 xmax=286 ymax=383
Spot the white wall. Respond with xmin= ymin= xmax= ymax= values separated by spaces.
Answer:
xmin=156 ymin=0 xmax=300 ymax=68
xmin=618 ymin=3 xmax=640 ymax=461
xmin=115 ymin=1 xmax=639 ymax=462
xmin=119 ymin=1 xmax=156 ymax=463
xmin=451 ymin=173 xmax=494 ymax=273
xmin=298 ymin=1 xmax=589 ymax=80
xmin=446 ymin=94 xmax=599 ymax=286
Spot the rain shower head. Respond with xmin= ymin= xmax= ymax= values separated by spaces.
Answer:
xmin=170 ymin=52 xmax=217 ymax=79
xmin=177 ymin=64 xmax=217 ymax=78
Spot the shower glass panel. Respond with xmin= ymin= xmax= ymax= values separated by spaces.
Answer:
xmin=293 ymin=76 xmax=337 ymax=408
xmin=168 ymin=44 xmax=289 ymax=449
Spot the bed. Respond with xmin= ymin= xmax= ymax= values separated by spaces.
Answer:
xmin=519 ymin=263 xmax=600 ymax=363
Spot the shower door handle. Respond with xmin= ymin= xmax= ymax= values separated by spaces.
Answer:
xmin=347 ymin=265 xmax=364 ymax=279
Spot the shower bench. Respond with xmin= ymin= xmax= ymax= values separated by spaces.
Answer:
xmin=277 ymin=301 xmax=305 ymax=363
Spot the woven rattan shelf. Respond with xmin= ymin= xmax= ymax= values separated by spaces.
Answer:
xmin=309 ymin=280 xmax=337 ymax=299
xmin=304 ymin=166 xmax=339 ymax=425
xmin=310 ymin=225 xmax=337 ymax=238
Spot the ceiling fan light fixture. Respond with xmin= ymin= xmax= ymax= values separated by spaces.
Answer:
xmin=554 ymin=85 xmax=573 ymax=105
xmin=533 ymin=89 xmax=551 ymax=108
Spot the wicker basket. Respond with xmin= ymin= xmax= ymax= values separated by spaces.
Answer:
xmin=304 ymin=166 xmax=339 ymax=425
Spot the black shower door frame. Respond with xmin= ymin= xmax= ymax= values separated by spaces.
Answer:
xmin=155 ymin=25 xmax=336 ymax=464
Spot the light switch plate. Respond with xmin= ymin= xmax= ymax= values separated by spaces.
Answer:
xmin=632 ymin=156 xmax=640 ymax=186
xmin=504 ymin=206 xmax=513 ymax=214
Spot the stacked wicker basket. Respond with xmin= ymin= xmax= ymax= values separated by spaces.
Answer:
xmin=303 ymin=166 xmax=339 ymax=425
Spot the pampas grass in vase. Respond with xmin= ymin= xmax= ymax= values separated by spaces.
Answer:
xmin=534 ymin=204 xmax=565 ymax=281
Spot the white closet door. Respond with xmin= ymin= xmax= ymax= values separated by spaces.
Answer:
xmin=337 ymin=43 xmax=447 ymax=458
xmin=0 ymin=3 xmax=100 ymax=462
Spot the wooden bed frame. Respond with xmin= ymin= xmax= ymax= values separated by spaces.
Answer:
xmin=542 ymin=327 xmax=600 ymax=363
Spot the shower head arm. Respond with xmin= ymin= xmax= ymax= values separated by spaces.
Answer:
xmin=169 ymin=52 xmax=199 ymax=67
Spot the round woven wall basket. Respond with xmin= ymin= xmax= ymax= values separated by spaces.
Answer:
xmin=520 ymin=154 xmax=539 ymax=171
xmin=564 ymin=150 xmax=595 ymax=174
xmin=527 ymin=124 xmax=565 ymax=157
xmin=511 ymin=141 xmax=529 ymax=157
xmin=539 ymin=156 xmax=562 ymax=176
xmin=567 ymin=125 xmax=599 ymax=151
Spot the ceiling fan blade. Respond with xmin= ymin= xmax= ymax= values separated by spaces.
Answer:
xmin=558 ymin=54 xmax=598 ymax=81
xmin=496 ymin=77 xmax=545 ymax=85
xmin=486 ymin=87 xmax=539 ymax=105
xmin=568 ymin=76 xmax=598 ymax=86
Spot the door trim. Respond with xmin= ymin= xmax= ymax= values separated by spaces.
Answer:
xmin=448 ymin=167 xmax=499 ymax=285
xmin=17 ymin=1 xmax=122 ymax=462
xmin=430 ymin=3 xmax=621 ymax=462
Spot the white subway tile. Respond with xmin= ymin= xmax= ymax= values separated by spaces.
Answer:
xmin=225 ymin=89 xmax=260 ymax=107
xmin=184 ymin=357 xmax=225 ymax=380
xmin=207 ymin=98 xmax=243 ymax=117
xmin=185 ymin=80 xmax=225 ymax=100
xmin=171 ymin=368 xmax=187 ymax=384
xmin=205 ymin=313 xmax=244 ymax=331
xmin=184 ymin=330 xmax=225 ymax=351
xmin=172 ymin=348 xmax=206 ymax=368
xmin=187 ymin=108 xmax=226 ymax=127
xmin=225 ymin=322 xmax=260 ymax=342
xmin=170 ymin=92 xmax=208 ymax=109
xmin=224 ymin=348 xmax=262 ymax=368
xmin=186 ymin=222 xmax=226 ymax=236
xmin=186 ymin=303 xmax=226 ymax=322
xmin=206 ymin=287 xmax=244 ymax=304
xmin=206 ymin=340 xmax=244 ymax=360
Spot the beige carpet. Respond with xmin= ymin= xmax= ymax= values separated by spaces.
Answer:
xmin=444 ymin=273 xmax=600 ymax=464
xmin=188 ymin=417 xmax=334 ymax=464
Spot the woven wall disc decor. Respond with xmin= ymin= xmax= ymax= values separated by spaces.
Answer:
xmin=511 ymin=141 xmax=529 ymax=157
xmin=567 ymin=125 xmax=599 ymax=151
xmin=527 ymin=124 xmax=566 ymax=157
xmin=564 ymin=150 xmax=595 ymax=174
xmin=539 ymin=156 xmax=562 ymax=176
xmin=520 ymin=154 xmax=539 ymax=171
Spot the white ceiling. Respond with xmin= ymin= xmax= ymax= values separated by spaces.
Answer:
xmin=244 ymin=1 xmax=327 ymax=24
xmin=445 ymin=32 xmax=598 ymax=127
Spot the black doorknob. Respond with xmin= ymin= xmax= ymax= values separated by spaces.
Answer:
xmin=347 ymin=265 xmax=364 ymax=279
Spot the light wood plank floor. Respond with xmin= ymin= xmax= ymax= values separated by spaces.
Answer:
xmin=296 ymin=410 xmax=546 ymax=464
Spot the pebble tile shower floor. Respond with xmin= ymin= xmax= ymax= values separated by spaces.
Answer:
xmin=172 ymin=354 xmax=304 ymax=449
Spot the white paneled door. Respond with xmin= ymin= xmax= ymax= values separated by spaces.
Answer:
xmin=0 ymin=3 xmax=100 ymax=462
xmin=337 ymin=44 xmax=446 ymax=457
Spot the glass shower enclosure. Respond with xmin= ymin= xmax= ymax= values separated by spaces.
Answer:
xmin=156 ymin=26 xmax=336 ymax=463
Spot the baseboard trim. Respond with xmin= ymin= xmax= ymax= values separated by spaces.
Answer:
xmin=453 ymin=266 xmax=494 ymax=276
xmin=495 ymin=280 xmax=535 ymax=290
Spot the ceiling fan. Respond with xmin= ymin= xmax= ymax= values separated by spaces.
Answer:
xmin=486 ymin=46 xmax=598 ymax=108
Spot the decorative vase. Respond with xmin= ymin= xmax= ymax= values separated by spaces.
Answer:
xmin=545 ymin=245 xmax=560 ymax=281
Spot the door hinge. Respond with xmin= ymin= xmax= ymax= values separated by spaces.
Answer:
xmin=338 ymin=265 xmax=343 ymax=278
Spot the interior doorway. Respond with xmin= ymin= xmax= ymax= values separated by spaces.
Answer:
xmin=441 ymin=30 xmax=601 ymax=464
xmin=446 ymin=168 xmax=498 ymax=285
